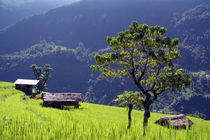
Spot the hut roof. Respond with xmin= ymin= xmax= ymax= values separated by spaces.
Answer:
xmin=14 ymin=79 xmax=39 ymax=85
xmin=42 ymin=93 xmax=83 ymax=102
xmin=154 ymin=114 xmax=194 ymax=128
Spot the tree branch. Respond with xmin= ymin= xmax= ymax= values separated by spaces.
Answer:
xmin=143 ymin=92 xmax=151 ymax=107
xmin=149 ymin=88 xmax=165 ymax=105
xmin=149 ymin=93 xmax=157 ymax=105
xmin=137 ymin=55 xmax=149 ymax=84
xmin=146 ymin=64 xmax=163 ymax=92
xmin=129 ymin=52 xmax=146 ymax=93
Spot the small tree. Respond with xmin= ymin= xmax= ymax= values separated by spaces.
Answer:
xmin=115 ymin=91 xmax=143 ymax=129
xmin=91 ymin=21 xmax=191 ymax=135
xmin=30 ymin=64 xmax=53 ymax=94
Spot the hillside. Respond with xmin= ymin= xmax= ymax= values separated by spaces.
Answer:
xmin=0 ymin=41 xmax=210 ymax=120
xmin=0 ymin=0 xmax=203 ymax=54
xmin=0 ymin=0 xmax=210 ymax=121
xmin=0 ymin=41 xmax=135 ymax=104
xmin=177 ymin=3 xmax=210 ymax=70
xmin=0 ymin=41 xmax=92 ymax=93
xmin=0 ymin=81 xmax=210 ymax=139
xmin=0 ymin=0 xmax=79 ymax=29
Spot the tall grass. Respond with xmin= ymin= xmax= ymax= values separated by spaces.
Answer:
xmin=0 ymin=81 xmax=209 ymax=139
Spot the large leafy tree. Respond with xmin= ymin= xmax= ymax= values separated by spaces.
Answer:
xmin=30 ymin=64 xmax=53 ymax=94
xmin=91 ymin=21 xmax=191 ymax=135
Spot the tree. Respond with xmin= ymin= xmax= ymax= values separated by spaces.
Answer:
xmin=30 ymin=64 xmax=53 ymax=94
xmin=91 ymin=21 xmax=191 ymax=135
xmin=115 ymin=91 xmax=143 ymax=129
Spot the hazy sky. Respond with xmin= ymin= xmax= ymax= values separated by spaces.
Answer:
xmin=0 ymin=0 xmax=80 ymax=7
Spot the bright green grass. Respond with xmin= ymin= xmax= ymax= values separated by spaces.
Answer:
xmin=0 ymin=81 xmax=210 ymax=140
xmin=0 ymin=81 xmax=14 ymax=88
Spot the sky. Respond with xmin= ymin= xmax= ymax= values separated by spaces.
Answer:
xmin=0 ymin=0 xmax=80 ymax=7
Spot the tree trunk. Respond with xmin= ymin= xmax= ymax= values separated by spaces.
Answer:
xmin=143 ymin=105 xmax=150 ymax=136
xmin=127 ymin=104 xmax=133 ymax=129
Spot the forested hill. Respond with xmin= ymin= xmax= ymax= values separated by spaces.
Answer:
xmin=177 ymin=3 xmax=210 ymax=70
xmin=0 ymin=0 xmax=79 ymax=29
xmin=0 ymin=0 xmax=204 ymax=53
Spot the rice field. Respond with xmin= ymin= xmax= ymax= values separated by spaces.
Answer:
xmin=0 ymin=81 xmax=210 ymax=140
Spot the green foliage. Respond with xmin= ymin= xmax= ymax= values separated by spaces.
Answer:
xmin=0 ymin=41 xmax=69 ymax=60
xmin=115 ymin=91 xmax=144 ymax=129
xmin=0 ymin=81 xmax=210 ymax=139
xmin=30 ymin=64 xmax=53 ymax=94
xmin=91 ymin=20 xmax=191 ymax=97
xmin=115 ymin=91 xmax=143 ymax=109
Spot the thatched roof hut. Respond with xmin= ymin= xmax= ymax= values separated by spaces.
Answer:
xmin=14 ymin=79 xmax=39 ymax=94
xmin=155 ymin=114 xmax=194 ymax=129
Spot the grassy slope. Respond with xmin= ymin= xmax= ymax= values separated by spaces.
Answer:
xmin=0 ymin=81 xmax=209 ymax=140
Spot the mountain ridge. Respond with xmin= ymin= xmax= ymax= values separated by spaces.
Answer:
xmin=0 ymin=0 xmax=79 ymax=29
xmin=0 ymin=0 xmax=203 ymax=54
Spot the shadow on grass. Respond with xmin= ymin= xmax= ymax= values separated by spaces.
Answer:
xmin=40 ymin=103 xmax=85 ymax=111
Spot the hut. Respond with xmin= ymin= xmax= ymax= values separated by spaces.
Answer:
xmin=14 ymin=79 xmax=39 ymax=94
xmin=155 ymin=114 xmax=194 ymax=129
xmin=42 ymin=93 xmax=83 ymax=108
